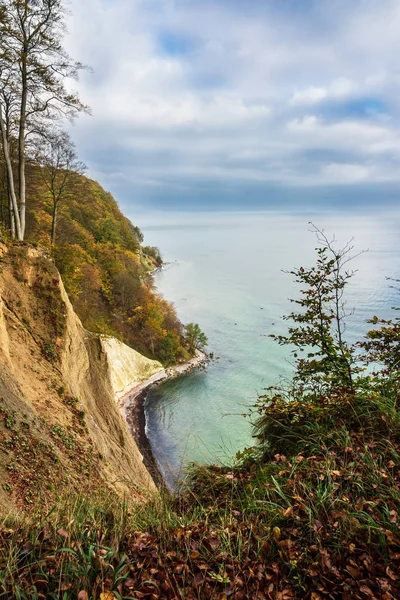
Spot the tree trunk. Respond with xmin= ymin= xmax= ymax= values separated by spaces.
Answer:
xmin=18 ymin=49 xmax=28 ymax=240
xmin=9 ymin=189 xmax=16 ymax=239
xmin=0 ymin=167 xmax=8 ymax=230
xmin=0 ymin=105 xmax=22 ymax=240
xmin=51 ymin=200 xmax=57 ymax=246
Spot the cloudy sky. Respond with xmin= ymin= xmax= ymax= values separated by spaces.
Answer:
xmin=66 ymin=0 xmax=400 ymax=212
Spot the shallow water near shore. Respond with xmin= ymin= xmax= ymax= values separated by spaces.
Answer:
xmin=136 ymin=209 xmax=400 ymax=487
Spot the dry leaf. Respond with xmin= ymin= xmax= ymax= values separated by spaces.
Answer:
xmin=347 ymin=565 xmax=362 ymax=579
xmin=283 ymin=506 xmax=294 ymax=518
xmin=273 ymin=526 xmax=281 ymax=541
xmin=386 ymin=566 xmax=398 ymax=581
xmin=99 ymin=593 xmax=117 ymax=600
xmin=389 ymin=510 xmax=398 ymax=523
xmin=56 ymin=528 xmax=68 ymax=538
xmin=359 ymin=585 xmax=377 ymax=598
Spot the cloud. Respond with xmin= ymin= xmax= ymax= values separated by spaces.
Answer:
xmin=64 ymin=0 xmax=400 ymax=209
xmin=291 ymin=87 xmax=328 ymax=105
xmin=286 ymin=116 xmax=400 ymax=154
xmin=290 ymin=79 xmax=357 ymax=105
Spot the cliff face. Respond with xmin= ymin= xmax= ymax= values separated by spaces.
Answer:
xmin=100 ymin=337 xmax=163 ymax=401
xmin=0 ymin=244 xmax=155 ymax=515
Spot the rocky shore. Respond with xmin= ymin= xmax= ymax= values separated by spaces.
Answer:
xmin=118 ymin=350 xmax=209 ymax=487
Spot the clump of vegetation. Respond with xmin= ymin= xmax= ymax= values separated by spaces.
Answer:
xmin=143 ymin=244 xmax=163 ymax=267
xmin=41 ymin=341 xmax=58 ymax=362
xmin=0 ymin=404 xmax=100 ymax=512
xmin=185 ymin=322 xmax=208 ymax=355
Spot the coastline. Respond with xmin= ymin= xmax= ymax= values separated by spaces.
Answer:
xmin=118 ymin=350 xmax=208 ymax=488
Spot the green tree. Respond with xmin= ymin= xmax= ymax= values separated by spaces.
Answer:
xmin=157 ymin=332 xmax=180 ymax=365
xmin=185 ymin=322 xmax=208 ymax=356
xmin=271 ymin=224 xmax=361 ymax=395
xmin=360 ymin=279 xmax=400 ymax=387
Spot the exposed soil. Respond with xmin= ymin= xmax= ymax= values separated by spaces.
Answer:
xmin=0 ymin=243 xmax=155 ymax=515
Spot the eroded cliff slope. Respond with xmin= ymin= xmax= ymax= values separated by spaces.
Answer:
xmin=0 ymin=244 xmax=155 ymax=515
xmin=101 ymin=337 xmax=163 ymax=401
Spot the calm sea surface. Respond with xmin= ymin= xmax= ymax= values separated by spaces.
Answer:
xmin=137 ymin=210 xmax=400 ymax=487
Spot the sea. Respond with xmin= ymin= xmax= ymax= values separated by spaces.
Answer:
xmin=135 ymin=209 xmax=400 ymax=488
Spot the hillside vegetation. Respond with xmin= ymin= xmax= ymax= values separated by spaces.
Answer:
xmin=0 ymin=162 xmax=197 ymax=366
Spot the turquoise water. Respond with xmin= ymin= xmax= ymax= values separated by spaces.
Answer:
xmin=138 ymin=210 xmax=400 ymax=486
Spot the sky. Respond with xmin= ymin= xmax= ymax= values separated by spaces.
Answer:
xmin=65 ymin=0 xmax=400 ymax=213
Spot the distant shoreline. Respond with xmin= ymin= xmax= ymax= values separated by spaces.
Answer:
xmin=118 ymin=351 xmax=208 ymax=488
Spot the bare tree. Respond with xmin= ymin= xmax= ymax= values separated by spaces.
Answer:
xmin=0 ymin=16 xmax=22 ymax=239
xmin=35 ymin=129 xmax=85 ymax=245
xmin=0 ymin=0 xmax=90 ymax=239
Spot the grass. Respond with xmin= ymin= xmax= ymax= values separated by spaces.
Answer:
xmin=1 ymin=391 xmax=400 ymax=598
xmin=0 ymin=496 xmax=131 ymax=600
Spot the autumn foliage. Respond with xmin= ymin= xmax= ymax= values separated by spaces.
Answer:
xmin=1 ymin=163 xmax=194 ymax=364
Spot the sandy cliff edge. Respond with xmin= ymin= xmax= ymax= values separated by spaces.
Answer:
xmin=0 ymin=244 xmax=156 ymax=514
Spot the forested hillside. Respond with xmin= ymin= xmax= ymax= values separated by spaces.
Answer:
xmin=0 ymin=160 xmax=192 ymax=365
